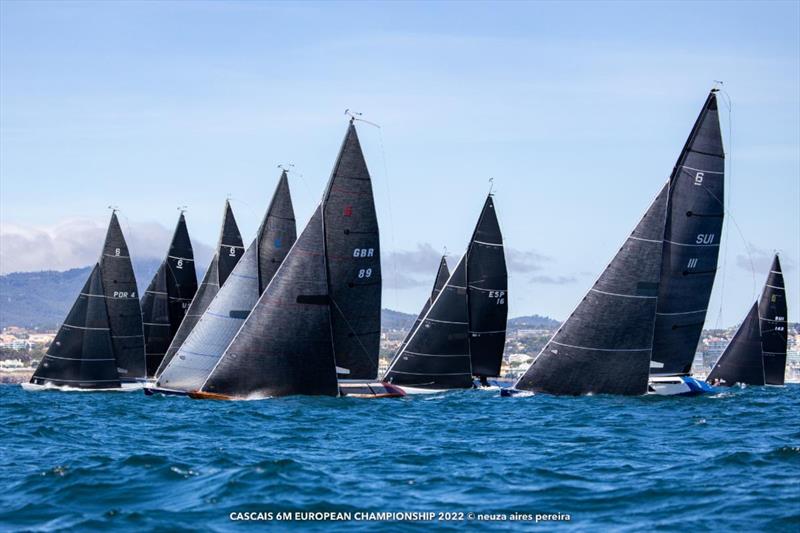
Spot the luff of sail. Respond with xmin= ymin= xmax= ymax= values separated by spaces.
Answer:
xmin=515 ymin=184 xmax=668 ymax=396
xmin=651 ymin=90 xmax=725 ymax=376
xmin=198 ymin=206 xmax=339 ymax=398
xmin=143 ymin=213 xmax=198 ymax=377
xmin=467 ymin=194 xmax=508 ymax=378
xmin=707 ymin=303 xmax=765 ymax=386
xmin=99 ymin=212 xmax=145 ymax=382
xmin=760 ymin=254 xmax=788 ymax=385
xmin=383 ymin=255 xmax=474 ymax=389
xmin=30 ymin=263 xmax=121 ymax=389
xmin=323 ymin=123 xmax=382 ymax=379
xmin=155 ymin=174 xmax=296 ymax=390
xmin=155 ymin=201 xmax=244 ymax=377
xmin=396 ymin=255 xmax=450 ymax=357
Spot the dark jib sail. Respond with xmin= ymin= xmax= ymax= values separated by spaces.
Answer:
xmin=323 ymin=123 xmax=381 ymax=379
xmin=515 ymin=184 xmax=668 ymax=396
xmin=396 ymin=255 xmax=450 ymax=355
xmin=155 ymin=201 xmax=243 ymax=377
xmin=467 ymin=195 xmax=508 ymax=379
xmin=154 ymin=174 xmax=296 ymax=390
xmin=651 ymin=90 xmax=725 ymax=376
xmin=30 ymin=263 xmax=121 ymax=389
xmin=384 ymin=255 xmax=474 ymax=389
xmin=99 ymin=212 xmax=145 ymax=382
xmin=760 ymin=254 xmax=788 ymax=385
xmin=707 ymin=303 xmax=765 ymax=386
xmin=141 ymin=262 xmax=171 ymax=377
xmin=143 ymin=213 xmax=198 ymax=377
xmin=198 ymin=206 xmax=339 ymax=398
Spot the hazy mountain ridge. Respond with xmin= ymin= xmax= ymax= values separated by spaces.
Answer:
xmin=0 ymin=267 xmax=559 ymax=331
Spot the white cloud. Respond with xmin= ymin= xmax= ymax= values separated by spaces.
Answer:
xmin=0 ymin=217 xmax=213 ymax=274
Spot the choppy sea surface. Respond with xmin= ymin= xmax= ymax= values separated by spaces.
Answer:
xmin=1 ymin=384 xmax=798 ymax=532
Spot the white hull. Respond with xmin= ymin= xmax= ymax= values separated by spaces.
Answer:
xmin=21 ymin=381 xmax=144 ymax=392
xmin=396 ymin=385 xmax=449 ymax=395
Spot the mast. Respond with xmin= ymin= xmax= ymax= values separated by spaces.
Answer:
xmin=155 ymin=200 xmax=243 ymax=377
xmin=515 ymin=183 xmax=668 ymax=395
xmin=155 ymin=174 xmax=296 ymax=390
xmin=199 ymin=206 xmax=339 ymax=398
xmin=99 ymin=211 xmax=145 ymax=382
xmin=760 ymin=254 xmax=788 ymax=385
xmin=466 ymin=194 xmax=508 ymax=379
xmin=651 ymin=90 xmax=725 ymax=376
xmin=322 ymin=121 xmax=382 ymax=380
xmin=30 ymin=263 xmax=121 ymax=389
xmin=383 ymin=255 xmax=473 ymax=389
xmin=707 ymin=303 xmax=765 ymax=386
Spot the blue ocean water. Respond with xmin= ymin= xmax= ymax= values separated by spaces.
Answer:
xmin=1 ymin=384 xmax=798 ymax=532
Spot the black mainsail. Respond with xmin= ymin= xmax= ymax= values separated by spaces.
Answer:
xmin=651 ymin=90 xmax=725 ymax=376
xmin=707 ymin=303 xmax=765 ymax=386
xmin=323 ymin=124 xmax=382 ymax=379
xmin=154 ymin=174 xmax=296 ymax=391
xmin=142 ymin=213 xmax=198 ymax=377
xmin=515 ymin=184 xmax=668 ymax=396
xmin=467 ymin=195 xmax=508 ymax=380
xmin=383 ymin=256 xmax=473 ymax=389
xmin=198 ymin=206 xmax=339 ymax=398
xmin=188 ymin=121 xmax=383 ymax=399
xmin=155 ymin=201 xmax=244 ymax=377
xmin=383 ymin=194 xmax=508 ymax=389
xmin=30 ymin=263 xmax=121 ymax=389
xmin=99 ymin=212 xmax=145 ymax=382
xmin=760 ymin=254 xmax=788 ymax=385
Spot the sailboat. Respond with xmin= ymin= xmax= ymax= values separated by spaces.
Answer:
xmin=508 ymin=90 xmax=723 ymax=397
xmin=760 ymin=254 xmax=788 ymax=385
xmin=154 ymin=200 xmax=244 ymax=377
xmin=149 ymin=171 xmax=297 ymax=394
xmin=706 ymin=254 xmax=788 ymax=387
xmin=25 ymin=212 xmax=145 ymax=390
xmin=141 ymin=212 xmax=198 ymax=378
xmin=186 ymin=120 xmax=403 ymax=400
xmin=383 ymin=194 xmax=508 ymax=393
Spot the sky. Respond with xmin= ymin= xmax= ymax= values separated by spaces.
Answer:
xmin=1 ymin=0 xmax=798 ymax=326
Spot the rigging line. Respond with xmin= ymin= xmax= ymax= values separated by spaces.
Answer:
xmin=377 ymin=124 xmax=401 ymax=312
xmin=713 ymin=85 xmax=734 ymax=331
xmin=344 ymin=110 xmax=400 ymax=311
xmin=328 ymin=297 xmax=379 ymax=375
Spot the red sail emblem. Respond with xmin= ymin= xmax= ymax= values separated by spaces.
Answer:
xmin=343 ymin=206 xmax=353 ymax=217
